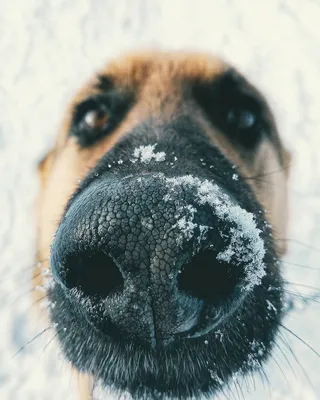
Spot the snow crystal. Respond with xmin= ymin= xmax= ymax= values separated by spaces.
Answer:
xmin=250 ymin=340 xmax=266 ymax=357
xmin=168 ymin=202 xmax=211 ymax=247
xmin=266 ymin=300 xmax=277 ymax=313
xmin=209 ymin=370 xmax=224 ymax=385
xmin=132 ymin=144 xmax=166 ymax=164
xmin=244 ymin=353 xmax=261 ymax=368
xmin=215 ymin=330 xmax=224 ymax=341
xmin=40 ymin=266 xmax=56 ymax=293
xmin=175 ymin=216 xmax=197 ymax=243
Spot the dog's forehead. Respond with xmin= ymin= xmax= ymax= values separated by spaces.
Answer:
xmin=103 ymin=52 xmax=227 ymax=86
xmin=74 ymin=52 xmax=228 ymax=106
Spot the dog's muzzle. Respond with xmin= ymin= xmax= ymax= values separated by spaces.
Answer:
xmin=50 ymin=172 xmax=266 ymax=347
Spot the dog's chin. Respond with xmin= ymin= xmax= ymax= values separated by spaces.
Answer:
xmin=49 ymin=265 xmax=283 ymax=400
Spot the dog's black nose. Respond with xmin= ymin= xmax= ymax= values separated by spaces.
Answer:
xmin=51 ymin=174 xmax=264 ymax=345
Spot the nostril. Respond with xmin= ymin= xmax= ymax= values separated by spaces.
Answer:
xmin=60 ymin=251 xmax=124 ymax=297
xmin=177 ymin=250 xmax=241 ymax=304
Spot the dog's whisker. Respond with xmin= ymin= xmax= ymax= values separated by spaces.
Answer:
xmin=91 ymin=377 xmax=97 ymax=399
xmin=283 ymin=289 xmax=320 ymax=306
xmin=37 ymin=331 xmax=59 ymax=361
xmin=241 ymin=374 xmax=251 ymax=394
xmin=3 ymin=271 xmax=44 ymax=290
xmin=284 ymin=281 xmax=320 ymax=292
xmin=1 ymin=287 xmax=35 ymax=307
xmin=218 ymin=377 xmax=235 ymax=400
xmin=244 ymin=176 xmax=320 ymax=197
xmin=278 ymin=332 xmax=316 ymax=392
xmin=283 ymin=284 xmax=320 ymax=298
xmin=268 ymin=350 xmax=290 ymax=389
xmin=5 ymin=286 xmax=53 ymax=313
xmin=256 ymin=367 xmax=270 ymax=395
xmin=282 ymin=285 xmax=320 ymax=311
xmin=228 ymin=382 xmax=239 ymax=400
xmin=0 ymin=274 xmax=47 ymax=306
xmin=30 ymin=292 xmax=55 ymax=312
xmin=274 ymin=340 xmax=297 ymax=378
xmin=244 ymin=165 xmax=290 ymax=180
xmin=217 ymin=386 xmax=228 ymax=400
xmin=234 ymin=376 xmax=246 ymax=400
xmin=12 ymin=326 xmax=52 ymax=358
xmin=249 ymin=370 xmax=257 ymax=392
xmin=0 ymin=259 xmax=49 ymax=284
xmin=280 ymin=324 xmax=320 ymax=360
xmin=281 ymin=260 xmax=320 ymax=271
xmin=276 ymin=238 xmax=320 ymax=254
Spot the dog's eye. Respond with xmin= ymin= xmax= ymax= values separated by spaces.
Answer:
xmin=82 ymin=107 xmax=109 ymax=131
xmin=71 ymin=88 xmax=133 ymax=147
xmin=226 ymin=108 xmax=256 ymax=130
xmin=223 ymin=103 xmax=262 ymax=148
xmin=72 ymin=98 xmax=112 ymax=146
xmin=193 ymin=75 xmax=265 ymax=150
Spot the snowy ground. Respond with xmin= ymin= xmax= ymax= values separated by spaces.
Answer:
xmin=0 ymin=1 xmax=320 ymax=399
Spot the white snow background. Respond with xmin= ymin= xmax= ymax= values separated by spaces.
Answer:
xmin=0 ymin=0 xmax=320 ymax=399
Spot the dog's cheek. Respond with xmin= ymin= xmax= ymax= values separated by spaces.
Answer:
xmin=245 ymin=142 xmax=289 ymax=256
xmin=37 ymin=146 xmax=84 ymax=255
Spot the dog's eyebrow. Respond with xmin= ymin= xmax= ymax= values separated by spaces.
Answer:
xmin=95 ymin=75 xmax=114 ymax=92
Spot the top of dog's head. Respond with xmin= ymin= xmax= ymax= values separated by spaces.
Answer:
xmin=36 ymin=52 xmax=290 ymax=399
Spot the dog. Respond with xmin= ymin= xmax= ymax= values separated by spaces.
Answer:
xmin=34 ymin=51 xmax=290 ymax=399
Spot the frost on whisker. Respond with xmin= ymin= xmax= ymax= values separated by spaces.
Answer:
xmin=131 ymin=144 xmax=166 ymax=164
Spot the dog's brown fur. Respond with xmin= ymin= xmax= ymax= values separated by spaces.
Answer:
xmin=34 ymin=51 xmax=290 ymax=399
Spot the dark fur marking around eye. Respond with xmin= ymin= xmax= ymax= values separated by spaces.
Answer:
xmin=96 ymin=74 xmax=115 ymax=92
xmin=193 ymin=70 xmax=270 ymax=149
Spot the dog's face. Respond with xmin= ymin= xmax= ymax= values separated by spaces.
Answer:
xmin=35 ymin=52 xmax=290 ymax=399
